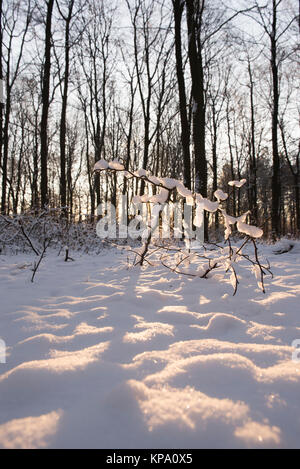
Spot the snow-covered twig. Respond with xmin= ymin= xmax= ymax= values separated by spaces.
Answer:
xmin=31 ymin=225 xmax=51 ymax=283
xmin=94 ymin=160 xmax=271 ymax=295
xmin=0 ymin=214 xmax=40 ymax=256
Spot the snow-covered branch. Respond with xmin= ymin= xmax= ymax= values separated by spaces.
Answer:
xmin=94 ymin=159 xmax=271 ymax=294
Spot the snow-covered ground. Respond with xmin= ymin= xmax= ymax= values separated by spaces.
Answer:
xmin=0 ymin=242 xmax=300 ymax=449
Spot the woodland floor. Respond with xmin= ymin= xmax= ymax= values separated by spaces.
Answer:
xmin=0 ymin=241 xmax=300 ymax=448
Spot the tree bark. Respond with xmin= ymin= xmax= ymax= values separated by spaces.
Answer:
xmin=270 ymin=0 xmax=281 ymax=239
xmin=40 ymin=0 xmax=54 ymax=209
xmin=0 ymin=0 xmax=3 ymax=177
xmin=58 ymin=0 xmax=74 ymax=217
xmin=248 ymin=60 xmax=258 ymax=225
xmin=173 ymin=0 xmax=191 ymax=190
xmin=186 ymin=0 xmax=208 ymax=239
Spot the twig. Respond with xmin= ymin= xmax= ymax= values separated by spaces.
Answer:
xmin=251 ymin=238 xmax=266 ymax=293
xmin=64 ymin=247 xmax=74 ymax=262
xmin=0 ymin=214 xmax=40 ymax=256
xmin=31 ymin=240 xmax=50 ymax=282
xmin=18 ymin=218 xmax=40 ymax=256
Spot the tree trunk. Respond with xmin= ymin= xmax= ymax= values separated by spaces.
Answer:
xmin=186 ymin=0 xmax=208 ymax=239
xmin=1 ymin=86 xmax=10 ymax=214
xmin=59 ymin=1 xmax=74 ymax=217
xmin=173 ymin=0 xmax=191 ymax=190
xmin=296 ymin=147 xmax=300 ymax=233
xmin=40 ymin=0 xmax=54 ymax=209
xmin=248 ymin=60 xmax=258 ymax=225
xmin=270 ymin=0 xmax=281 ymax=239
xmin=0 ymin=0 xmax=3 ymax=181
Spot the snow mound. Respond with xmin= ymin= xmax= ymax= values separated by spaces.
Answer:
xmin=272 ymin=238 xmax=300 ymax=255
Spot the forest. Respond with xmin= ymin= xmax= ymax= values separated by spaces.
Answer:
xmin=1 ymin=0 xmax=300 ymax=451
xmin=0 ymin=0 xmax=299 ymax=242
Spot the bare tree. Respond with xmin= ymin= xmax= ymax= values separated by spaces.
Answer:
xmin=56 ymin=0 xmax=75 ymax=216
xmin=172 ymin=0 xmax=191 ymax=189
xmin=253 ymin=0 xmax=298 ymax=238
xmin=40 ymin=0 xmax=55 ymax=209
xmin=126 ymin=0 xmax=173 ymax=195
xmin=76 ymin=0 xmax=115 ymax=217
xmin=1 ymin=0 xmax=33 ymax=214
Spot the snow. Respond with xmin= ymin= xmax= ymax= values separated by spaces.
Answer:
xmin=196 ymin=195 xmax=219 ymax=213
xmin=132 ymin=192 xmax=169 ymax=206
xmin=252 ymin=264 xmax=264 ymax=291
xmin=94 ymin=159 xmax=109 ymax=170
xmin=214 ymin=189 xmax=228 ymax=201
xmin=221 ymin=210 xmax=252 ymax=240
xmin=147 ymin=175 xmax=161 ymax=185
xmin=108 ymin=160 xmax=124 ymax=171
xmin=0 ymin=243 xmax=300 ymax=449
xmin=94 ymin=159 xmax=125 ymax=171
xmin=149 ymin=188 xmax=169 ymax=204
xmin=228 ymin=179 xmax=247 ymax=188
xmin=176 ymin=184 xmax=193 ymax=198
xmin=237 ymin=221 xmax=263 ymax=239
xmin=159 ymin=177 xmax=178 ymax=190
xmin=134 ymin=169 xmax=147 ymax=178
